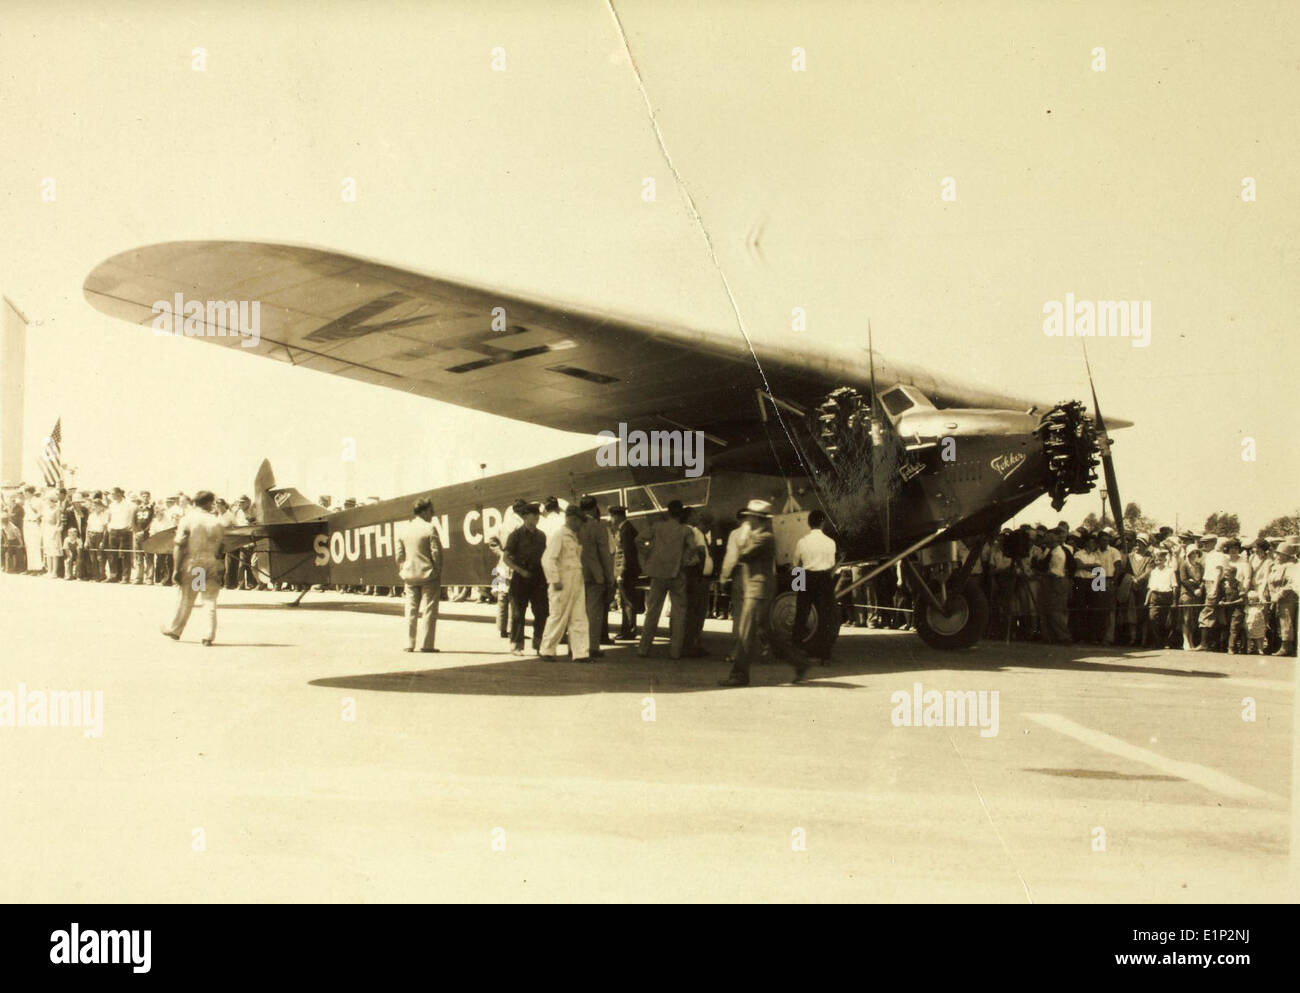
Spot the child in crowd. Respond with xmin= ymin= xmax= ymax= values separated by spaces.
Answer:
xmin=62 ymin=527 xmax=83 ymax=581
xmin=1244 ymin=590 xmax=1267 ymax=655
xmin=1217 ymin=565 xmax=1245 ymax=654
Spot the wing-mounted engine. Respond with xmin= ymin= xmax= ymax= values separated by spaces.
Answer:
xmin=804 ymin=386 xmax=908 ymax=556
xmin=1036 ymin=401 xmax=1100 ymax=510
xmin=815 ymin=386 xmax=874 ymax=465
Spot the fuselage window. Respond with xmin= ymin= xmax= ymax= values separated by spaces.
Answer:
xmin=624 ymin=486 xmax=657 ymax=515
xmin=880 ymin=387 xmax=915 ymax=418
xmin=646 ymin=477 xmax=710 ymax=509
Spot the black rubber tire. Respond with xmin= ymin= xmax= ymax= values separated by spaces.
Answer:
xmin=914 ymin=577 xmax=988 ymax=650
xmin=767 ymin=590 xmax=841 ymax=655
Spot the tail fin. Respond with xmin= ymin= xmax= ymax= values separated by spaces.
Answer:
xmin=253 ymin=459 xmax=329 ymax=524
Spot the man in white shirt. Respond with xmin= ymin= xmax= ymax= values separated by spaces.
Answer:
xmin=85 ymin=495 xmax=109 ymax=582
xmin=792 ymin=509 xmax=838 ymax=661
xmin=105 ymin=487 xmax=134 ymax=582
xmin=1072 ymin=532 xmax=1101 ymax=641
xmin=1037 ymin=530 xmax=1072 ymax=643
xmin=1198 ymin=534 xmax=1229 ymax=637
xmin=1144 ymin=548 xmax=1178 ymax=648
xmin=539 ymin=496 xmax=566 ymax=542
xmin=1094 ymin=528 xmax=1125 ymax=645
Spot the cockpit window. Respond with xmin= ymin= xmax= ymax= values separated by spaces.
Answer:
xmin=880 ymin=387 xmax=915 ymax=417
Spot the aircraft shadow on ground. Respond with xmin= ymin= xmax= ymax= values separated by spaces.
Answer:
xmin=307 ymin=626 xmax=1236 ymax=697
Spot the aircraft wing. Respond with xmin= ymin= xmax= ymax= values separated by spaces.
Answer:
xmin=83 ymin=241 xmax=1096 ymax=449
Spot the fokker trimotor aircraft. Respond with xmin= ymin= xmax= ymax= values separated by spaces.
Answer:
xmin=84 ymin=241 xmax=1129 ymax=652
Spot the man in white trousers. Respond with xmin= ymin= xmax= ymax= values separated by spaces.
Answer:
xmin=538 ymin=506 xmax=591 ymax=663
xmin=161 ymin=490 xmax=227 ymax=646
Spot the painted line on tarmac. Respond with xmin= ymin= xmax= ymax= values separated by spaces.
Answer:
xmin=1024 ymin=712 xmax=1281 ymax=803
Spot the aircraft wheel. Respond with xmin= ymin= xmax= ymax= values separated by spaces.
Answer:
xmin=767 ymin=590 xmax=840 ymax=654
xmin=913 ymin=578 xmax=988 ymax=650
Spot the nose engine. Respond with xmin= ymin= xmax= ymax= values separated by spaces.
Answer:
xmin=1036 ymin=401 xmax=1100 ymax=510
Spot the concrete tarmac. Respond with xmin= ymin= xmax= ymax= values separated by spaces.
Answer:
xmin=1 ymin=573 xmax=1293 ymax=902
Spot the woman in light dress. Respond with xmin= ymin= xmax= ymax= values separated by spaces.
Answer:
xmin=22 ymin=491 xmax=44 ymax=574
xmin=42 ymin=489 xmax=65 ymax=577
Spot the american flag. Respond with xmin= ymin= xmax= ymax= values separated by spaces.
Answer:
xmin=39 ymin=418 xmax=65 ymax=487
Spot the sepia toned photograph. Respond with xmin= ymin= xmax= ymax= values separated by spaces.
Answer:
xmin=0 ymin=0 xmax=1296 ymax=937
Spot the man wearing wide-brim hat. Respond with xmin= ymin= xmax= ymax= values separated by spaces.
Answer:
xmin=1093 ymin=527 xmax=1125 ymax=645
xmin=718 ymin=499 xmax=810 ymax=687
xmin=1178 ymin=545 xmax=1206 ymax=651
xmin=1267 ymin=538 xmax=1298 ymax=656
xmin=1247 ymin=537 xmax=1277 ymax=651
xmin=1123 ymin=531 xmax=1154 ymax=646
xmin=1197 ymin=534 xmax=1229 ymax=646
xmin=1069 ymin=529 xmax=1097 ymax=642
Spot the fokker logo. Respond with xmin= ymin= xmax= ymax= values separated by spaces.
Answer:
xmin=899 ymin=461 xmax=925 ymax=483
xmin=990 ymin=452 xmax=1026 ymax=480
xmin=273 ymin=491 xmax=292 ymax=508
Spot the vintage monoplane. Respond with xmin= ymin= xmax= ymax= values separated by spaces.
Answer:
xmin=84 ymin=241 xmax=1128 ymax=651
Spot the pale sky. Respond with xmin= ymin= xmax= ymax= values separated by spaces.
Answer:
xmin=1 ymin=0 xmax=1296 ymax=532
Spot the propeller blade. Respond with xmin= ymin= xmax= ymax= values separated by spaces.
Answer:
xmin=1082 ymin=346 xmax=1125 ymax=538
xmin=868 ymin=319 xmax=890 ymax=553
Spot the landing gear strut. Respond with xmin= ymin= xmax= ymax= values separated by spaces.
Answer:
xmin=910 ymin=575 xmax=989 ymax=650
xmin=832 ymin=531 xmax=989 ymax=651
xmin=906 ymin=539 xmax=988 ymax=650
